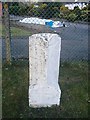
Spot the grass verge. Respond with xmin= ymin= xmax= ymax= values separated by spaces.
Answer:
xmin=0 ymin=24 xmax=31 ymax=37
xmin=2 ymin=60 xmax=88 ymax=118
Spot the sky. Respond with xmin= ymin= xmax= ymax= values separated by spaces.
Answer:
xmin=23 ymin=0 xmax=89 ymax=2
xmin=7 ymin=0 xmax=89 ymax=2
xmin=1 ymin=0 xmax=89 ymax=2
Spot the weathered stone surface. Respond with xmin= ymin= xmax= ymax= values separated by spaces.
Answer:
xmin=29 ymin=33 xmax=61 ymax=108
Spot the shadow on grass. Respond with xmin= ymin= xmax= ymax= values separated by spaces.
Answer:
xmin=2 ymin=60 xmax=88 ymax=118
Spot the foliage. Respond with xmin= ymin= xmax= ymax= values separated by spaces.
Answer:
xmin=60 ymin=4 xmax=88 ymax=22
xmin=9 ymin=2 xmax=62 ymax=18
xmin=8 ymin=2 xmax=89 ymax=22
xmin=9 ymin=3 xmax=20 ymax=15
xmin=68 ymin=13 xmax=77 ymax=22
xmin=37 ymin=2 xmax=62 ymax=18
xmin=80 ymin=10 xmax=88 ymax=21
xmin=60 ymin=5 xmax=70 ymax=15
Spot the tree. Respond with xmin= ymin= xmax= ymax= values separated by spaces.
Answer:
xmin=60 ymin=5 xmax=70 ymax=19
xmin=60 ymin=5 xmax=70 ymax=14
xmin=68 ymin=13 xmax=77 ymax=22
xmin=9 ymin=2 xmax=20 ymax=15
xmin=73 ymin=6 xmax=82 ymax=20
xmin=81 ymin=3 xmax=89 ymax=21
xmin=40 ymin=2 xmax=62 ymax=18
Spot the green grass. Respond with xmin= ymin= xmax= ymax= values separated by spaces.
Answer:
xmin=0 ymin=24 xmax=31 ymax=37
xmin=2 ymin=60 xmax=88 ymax=118
xmin=10 ymin=27 xmax=31 ymax=37
xmin=0 ymin=24 xmax=2 ymax=37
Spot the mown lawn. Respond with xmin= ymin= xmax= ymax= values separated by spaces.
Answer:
xmin=2 ymin=60 xmax=88 ymax=118
xmin=0 ymin=24 xmax=31 ymax=37
xmin=0 ymin=24 xmax=2 ymax=37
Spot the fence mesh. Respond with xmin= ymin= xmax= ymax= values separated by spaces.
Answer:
xmin=2 ymin=2 xmax=89 ymax=62
xmin=1 ymin=2 xmax=89 ymax=119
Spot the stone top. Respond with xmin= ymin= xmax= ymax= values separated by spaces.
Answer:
xmin=29 ymin=33 xmax=60 ymax=43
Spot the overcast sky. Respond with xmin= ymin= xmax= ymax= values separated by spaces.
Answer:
xmin=23 ymin=0 xmax=89 ymax=2
xmin=1 ymin=0 xmax=89 ymax=2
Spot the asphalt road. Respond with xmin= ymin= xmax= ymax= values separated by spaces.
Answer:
xmin=2 ymin=22 xmax=88 ymax=61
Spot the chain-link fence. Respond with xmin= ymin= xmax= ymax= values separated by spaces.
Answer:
xmin=2 ymin=2 xmax=89 ymax=63
xmin=1 ymin=2 xmax=89 ymax=118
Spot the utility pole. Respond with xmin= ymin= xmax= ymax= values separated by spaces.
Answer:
xmin=4 ymin=3 xmax=11 ymax=64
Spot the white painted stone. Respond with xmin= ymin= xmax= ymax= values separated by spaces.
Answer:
xmin=29 ymin=33 xmax=61 ymax=108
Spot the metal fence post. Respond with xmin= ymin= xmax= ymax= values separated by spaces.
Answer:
xmin=4 ymin=3 xmax=11 ymax=64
